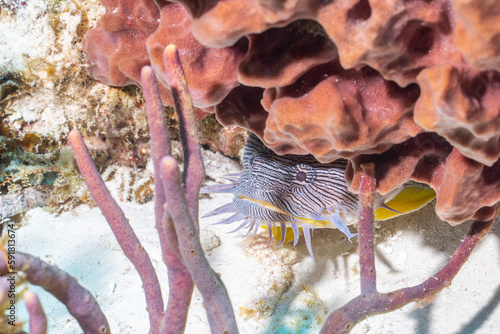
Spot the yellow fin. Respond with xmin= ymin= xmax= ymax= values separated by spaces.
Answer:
xmin=374 ymin=186 xmax=436 ymax=220
xmin=261 ymin=225 xmax=299 ymax=244
xmin=275 ymin=225 xmax=297 ymax=244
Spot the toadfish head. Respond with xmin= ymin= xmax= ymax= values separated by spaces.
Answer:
xmin=202 ymin=134 xmax=360 ymax=264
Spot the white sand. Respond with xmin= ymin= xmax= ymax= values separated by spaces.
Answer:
xmin=10 ymin=191 xmax=500 ymax=333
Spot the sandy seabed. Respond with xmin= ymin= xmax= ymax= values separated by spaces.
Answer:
xmin=10 ymin=189 xmax=500 ymax=334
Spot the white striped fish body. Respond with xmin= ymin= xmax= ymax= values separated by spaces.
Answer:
xmin=202 ymin=134 xmax=435 ymax=264
xmin=234 ymin=134 xmax=359 ymax=230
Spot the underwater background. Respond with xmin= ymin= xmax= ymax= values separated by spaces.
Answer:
xmin=2 ymin=0 xmax=500 ymax=333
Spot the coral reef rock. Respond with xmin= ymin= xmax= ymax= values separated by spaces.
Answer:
xmin=83 ymin=0 xmax=500 ymax=225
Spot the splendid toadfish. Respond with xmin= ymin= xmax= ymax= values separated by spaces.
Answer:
xmin=201 ymin=134 xmax=435 ymax=264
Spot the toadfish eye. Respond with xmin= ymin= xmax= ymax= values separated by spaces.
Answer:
xmin=295 ymin=164 xmax=315 ymax=183
xmin=296 ymin=171 xmax=307 ymax=181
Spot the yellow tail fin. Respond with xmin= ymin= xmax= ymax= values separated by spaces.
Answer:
xmin=374 ymin=186 xmax=436 ymax=220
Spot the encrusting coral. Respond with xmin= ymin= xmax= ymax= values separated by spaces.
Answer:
xmin=83 ymin=0 xmax=246 ymax=118
xmin=83 ymin=0 xmax=500 ymax=226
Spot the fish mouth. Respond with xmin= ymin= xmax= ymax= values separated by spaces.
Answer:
xmin=236 ymin=195 xmax=329 ymax=227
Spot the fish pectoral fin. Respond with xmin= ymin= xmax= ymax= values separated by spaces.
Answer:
xmin=202 ymin=202 xmax=239 ymax=218
xmin=327 ymin=212 xmax=357 ymax=242
xmin=308 ymin=210 xmax=357 ymax=242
